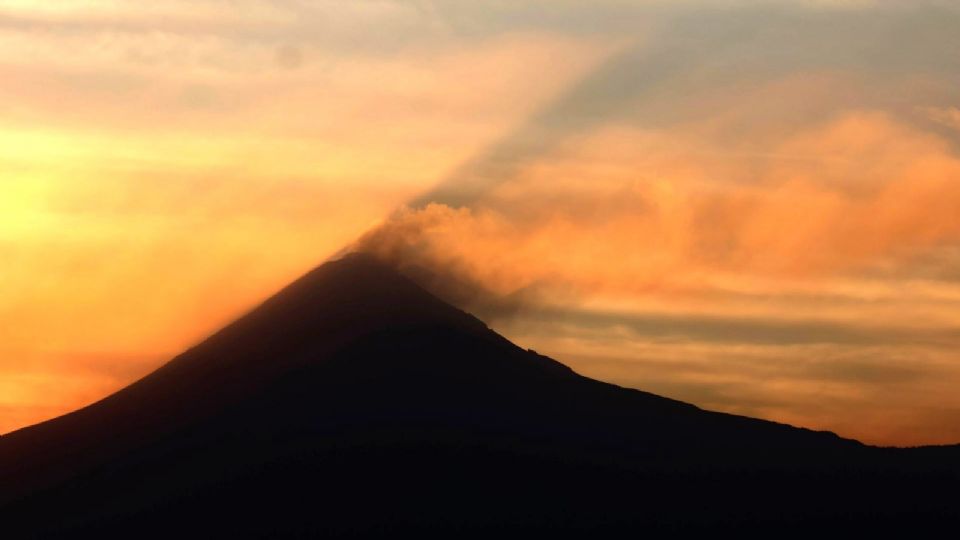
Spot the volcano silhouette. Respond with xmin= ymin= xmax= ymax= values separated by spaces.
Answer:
xmin=1 ymin=253 xmax=957 ymax=536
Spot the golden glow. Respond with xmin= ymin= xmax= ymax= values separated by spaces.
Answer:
xmin=0 ymin=1 xmax=608 ymax=435
xmin=2 ymin=1 xmax=960 ymax=447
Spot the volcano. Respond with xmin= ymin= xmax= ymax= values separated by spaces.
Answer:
xmin=1 ymin=253 xmax=957 ymax=536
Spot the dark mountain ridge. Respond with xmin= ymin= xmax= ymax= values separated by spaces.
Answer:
xmin=1 ymin=253 xmax=957 ymax=536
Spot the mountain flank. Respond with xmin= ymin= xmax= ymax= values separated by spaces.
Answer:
xmin=1 ymin=253 xmax=957 ymax=536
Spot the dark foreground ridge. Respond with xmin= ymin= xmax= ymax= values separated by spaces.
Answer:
xmin=1 ymin=253 xmax=957 ymax=537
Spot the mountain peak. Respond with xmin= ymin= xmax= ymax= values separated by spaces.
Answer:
xmin=3 ymin=251 xmax=957 ymax=536
xmin=0 ymin=252 xmax=500 ymax=442
xmin=256 ymin=250 xmax=490 ymax=336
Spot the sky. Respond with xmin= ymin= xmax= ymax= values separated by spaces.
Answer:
xmin=2 ymin=0 xmax=960 ymax=446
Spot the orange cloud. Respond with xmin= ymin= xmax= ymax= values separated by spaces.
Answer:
xmin=361 ymin=109 xmax=960 ymax=298
xmin=355 ymin=107 xmax=960 ymax=445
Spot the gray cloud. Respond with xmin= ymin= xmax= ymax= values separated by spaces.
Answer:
xmin=410 ymin=4 xmax=960 ymax=208
xmin=861 ymin=246 xmax=960 ymax=284
xmin=514 ymin=306 xmax=960 ymax=347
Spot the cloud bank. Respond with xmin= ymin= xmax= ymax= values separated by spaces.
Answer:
xmin=3 ymin=0 xmax=960 ymax=445
xmin=352 ymin=3 xmax=960 ymax=445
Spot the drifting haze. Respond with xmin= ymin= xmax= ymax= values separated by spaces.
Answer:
xmin=3 ymin=1 xmax=960 ymax=445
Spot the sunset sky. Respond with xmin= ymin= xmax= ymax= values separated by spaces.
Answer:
xmin=3 ymin=0 xmax=960 ymax=446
